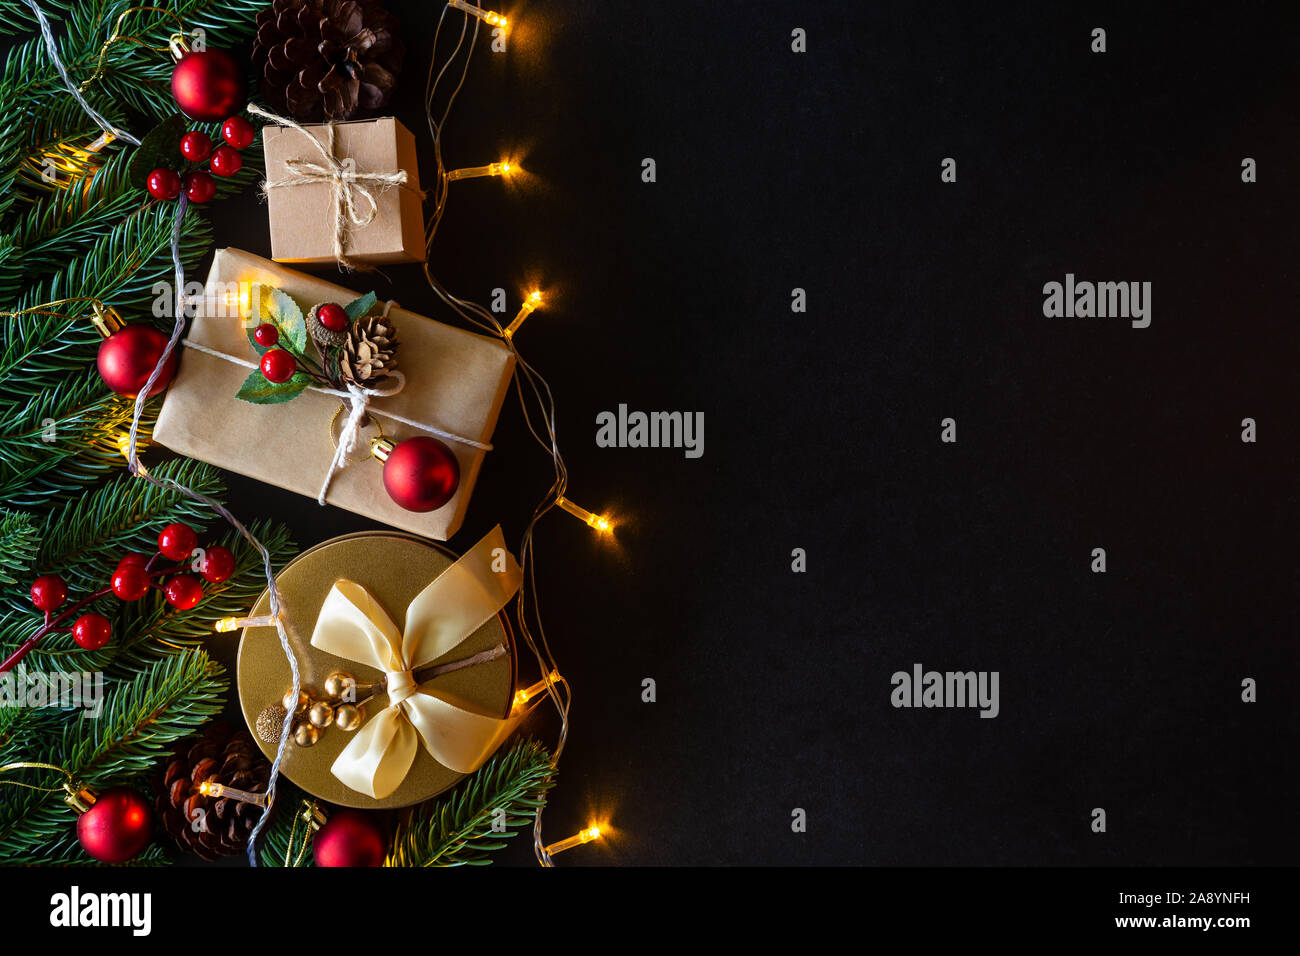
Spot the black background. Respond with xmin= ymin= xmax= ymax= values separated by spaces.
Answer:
xmin=164 ymin=0 xmax=1298 ymax=865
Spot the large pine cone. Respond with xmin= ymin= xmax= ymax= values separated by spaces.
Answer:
xmin=156 ymin=723 xmax=272 ymax=861
xmin=341 ymin=312 xmax=398 ymax=386
xmin=253 ymin=0 xmax=404 ymax=122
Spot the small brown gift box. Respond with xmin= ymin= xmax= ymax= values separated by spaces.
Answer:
xmin=153 ymin=248 xmax=514 ymax=541
xmin=262 ymin=116 xmax=425 ymax=265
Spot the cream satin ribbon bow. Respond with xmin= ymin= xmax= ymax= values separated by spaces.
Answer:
xmin=310 ymin=527 xmax=522 ymax=799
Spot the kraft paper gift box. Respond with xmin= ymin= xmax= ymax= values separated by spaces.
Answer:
xmin=153 ymin=248 xmax=514 ymax=541
xmin=262 ymin=116 xmax=425 ymax=265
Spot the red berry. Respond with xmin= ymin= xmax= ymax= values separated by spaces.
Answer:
xmin=164 ymin=575 xmax=204 ymax=610
xmin=116 ymin=553 xmax=148 ymax=569
xmin=30 ymin=575 xmax=68 ymax=612
xmin=183 ymin=171 xmax=216 ymax=204
xmin=179 ymin=130 xmax=213 ymax=162
xmin=158 ymin=523 xmax=198 ymax=562
xmin=110 ymin=565 xmax=150 ymax=602
xmin=72 ymin=614 xmax=112 ymax=650
xmin=221 ymin=115 xmax=255 ymax=150
xmin=209 ymin=144 xmax=242 ymax=178
xmin=260 ymin=349 xmax=296 ymax=383
xmin=317 ymin=303 xmax=348 ymax=332
xmin=146 ymin=168 xmax=181 ymax=201
xmin=200 ymin=545 xmax=236 ymax=583
xmin=253 ymin=323 xmax=279 ymax=347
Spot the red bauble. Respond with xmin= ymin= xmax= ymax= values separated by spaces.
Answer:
xmin=179 ymin=130 xmax=213 ymax=162
xmin=382 ymin=437 xmax=460 ymax=512
xmin=171 ymin=49 xmax=246 ymax=122
xmin=146 ymin=167 xmax=181 ymax=200
xmin=183 ymin=170 xmax=216 ymax=203
xmin=260 ymin=349 xmax=296 ymax=383
xmin=117 ymin=553 xmax=148 ymax=569
xmin=97 ymin=324 xmax=178 ymax=398
xmin=163 ymin=575 xmax=203 ymax=610
xmin=72 ymin=613 xmax=112 ymax=650
xmin=313 ymin=809 xmax=387 ymax=867
xmin=77 ymin=788 xmax=152 ymax=863
xmin=30 ymin=574 xmax=67 ymax=612
xmin=317 ymin=303 xmax=348 ymax=331
xmin=199 ymin=545 xmax=236 ymax=583
xmin=110 ymin=565 xmax=150 ymax=602
xmin=253 ymin=323 xmax=279 ymax=347
xmin=221 ymin=115 xmax=255 ymax=150
xmin=209 ymin=144 xmax=242 ymax=178
xmin=158 ymin=523 xmax=198 ymax=562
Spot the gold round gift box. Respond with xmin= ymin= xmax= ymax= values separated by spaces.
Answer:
xmin=236 ymin=531 xmax=515 ymax=809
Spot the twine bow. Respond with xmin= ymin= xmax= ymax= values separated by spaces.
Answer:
xmin=247 ymin=102 xmax=411 ymax=271
xmin=309 ymin=527 xmax=523 ymax=799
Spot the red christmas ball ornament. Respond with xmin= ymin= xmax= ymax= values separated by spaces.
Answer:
xmin=313 ymin=809 xmax=387 ymax=867
xmin=163 ymin=575 xmax=204 ymax=610
xmin=158 ymin=523 xmax=198 ymax=562
xmin=199 ymin=545 xmax=236 ymax=583
xmin=183 ymin=170 xmax=216 ymax=204
xmin=221 ymin=115 xmax=255 ymax=150
xmin=146 ymin=167 xmax=181 ymax=200
xmin=179 ymin=130 xmax=213 ymax=162
xmin=76 ymin=788 xmax=152 ymax=863
xmin=110 ymin=565 xmax=150 ymax=602
xmin=97 ymin=324 xmax=178 ymax=398
xmin=317 ymin=303 xmax=349 ymax=331
xmin=381 ymin=437 xmax=460 ymax=512
xmin=117 ymin=553 xmax=148 ymax=569
xmin=30 ymin=574 xmax=68 ymax=612
xmin=72 ymin=613 xmax=112 ymax=650
xmin=171 ymin=49 xmax=246 ymax=122
xmin=208 ymin=144 xmax=242 ymax=178
xmin=253 ymin=323 xmax=279 ymax=347
xmin=261 ymin=349 xmax=296 ymax=383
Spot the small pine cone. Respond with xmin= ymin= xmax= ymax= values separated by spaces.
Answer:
xmin=341 ymin=312 xmax=398 ymax=387
xmin=307 ymin=304 xmax=348 ymax=348
xmin=155 ymin=723 xmax=272 ymax=861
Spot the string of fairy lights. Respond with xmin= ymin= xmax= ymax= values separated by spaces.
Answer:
xmin=15 ymin=0 xmax=612 ymax=866
xmin=419 ymin=1 xmax=613 ymax=865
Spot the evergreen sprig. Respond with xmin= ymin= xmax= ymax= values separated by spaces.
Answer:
xmin=386 ymin=738 xmax=557 ymax=867
xmin=0 ymin=648 xmax=226 ymax=860
xmin=0 ymin=509 xmax=39 ymax=584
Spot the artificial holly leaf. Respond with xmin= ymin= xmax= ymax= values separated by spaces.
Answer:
xmin=129 ymin=113 xmax=188 ymax=189
xmin=247 ymin=284 xmax=308 ymax=355
xmin=234 ymin=369 xmax=312 ymax=405
xmin=343 ymin=291 xmax=377 ymax=325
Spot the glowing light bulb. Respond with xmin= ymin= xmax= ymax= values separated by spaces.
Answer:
xmin=448 ymin=0 xmax=508 ymax=29
xmin=513 ymin=669 xmax=562 ymax=709
xmin=555 ymin=497 xmax=612 ymax=534
xmin=503 ymin=290 xmax=542 ymax=338
xmin=543 ymin=824 xmax=603 ymax=856
xmin=213 ymin=613 xmax=280 ymax=633
xmin=198 ymin=781 xmax=269 ymax=807
xmin=446 ymin=160 xmax=515 ymax=182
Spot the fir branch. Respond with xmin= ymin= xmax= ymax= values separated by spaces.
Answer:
xmin=386 ymin=738 xmax=556 ymax=867
xmin=0 ymin=648 xmax=226 ymax=860
xmin=0 ymin=509 xmax=39 ymax=584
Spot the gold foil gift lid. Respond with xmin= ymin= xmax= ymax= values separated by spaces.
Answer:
xmin=236 ymin=531 xmax=514 ymax=809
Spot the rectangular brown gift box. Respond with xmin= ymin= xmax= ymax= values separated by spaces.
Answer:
xmin=153 ymin=248 xmax=514 ymax=541
xmin=262 ymin=116 xmax=425 ymax=265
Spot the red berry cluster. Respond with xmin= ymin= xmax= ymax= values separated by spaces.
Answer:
xmin=146 ymin=116 xmax=256 ymax=205
xmin=255 ymin=303 xmax=349 ymax=384
xmin=23 ymin=524 xmax=236 ymax=655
